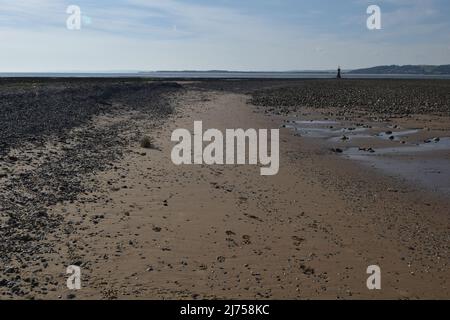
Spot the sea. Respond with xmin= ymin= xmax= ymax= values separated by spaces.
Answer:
xmin=1 ymin=72 xmax=450 ymax=79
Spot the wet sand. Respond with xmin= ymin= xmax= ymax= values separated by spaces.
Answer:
xmin=284 ymin=117 xmax=450 ymax=195
xmin=0 ymin=79 xmax=449 ymax=299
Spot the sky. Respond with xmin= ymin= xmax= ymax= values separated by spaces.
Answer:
xmin=1 ymin=0 xmax=449 ymax=72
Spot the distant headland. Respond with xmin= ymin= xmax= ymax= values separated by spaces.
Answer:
xmin=349 ymin=65 xmax=450 ymax=75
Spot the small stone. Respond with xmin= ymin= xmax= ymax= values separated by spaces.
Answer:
xmin=331 ymin=148 xmax=343 ymax=153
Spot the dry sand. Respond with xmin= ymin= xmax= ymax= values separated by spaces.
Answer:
xmin=34 ymin=89 xmax=449 ymax=299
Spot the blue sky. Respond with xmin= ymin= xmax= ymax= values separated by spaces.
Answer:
xmin=1 ymin=0 xmax=449 ymax=71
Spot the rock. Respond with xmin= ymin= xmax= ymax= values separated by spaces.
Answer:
xmin=359 ymin=147 xmax=375 ymax=153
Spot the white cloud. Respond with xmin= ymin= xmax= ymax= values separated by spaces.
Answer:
xmin=0 ymin=0 xmax=448 ymax=71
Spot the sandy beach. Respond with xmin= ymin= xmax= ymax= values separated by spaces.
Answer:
xmin=0 ymin=79 xmax=449 ymax=299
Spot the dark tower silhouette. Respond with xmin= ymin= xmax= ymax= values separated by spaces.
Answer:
xmin=337 ymin=66 xmax=342 ymax=79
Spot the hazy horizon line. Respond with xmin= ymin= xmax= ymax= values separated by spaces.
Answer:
xmin=2 ymin=64 xmax=449 ymax=74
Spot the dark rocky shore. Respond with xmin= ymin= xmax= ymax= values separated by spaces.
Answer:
xmin=0 ymin=78 xmax=181 ymax=155
xmin=184 ymin=78 xmax=450 ymax=115
xmin=248 ymin=79 xmax=450 ymax=116
xmin=0 ymin=79 xmax=182 ymax=298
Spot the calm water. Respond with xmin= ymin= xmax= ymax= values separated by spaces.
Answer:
xmin=287 ymin=119 xmax=450 ymax=196
xmin=1 ymin=72 xmax=450 ymax=79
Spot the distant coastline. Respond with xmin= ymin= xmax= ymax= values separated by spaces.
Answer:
xmin=2 ymin=65 xmax=450 ymax=79
xmin=139 ymin=70 xmax=336 ymax=74
xmin=349 ymin=64 xmax=450 ymax=75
